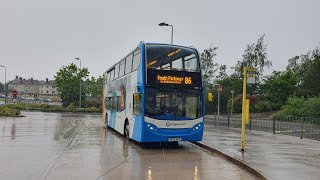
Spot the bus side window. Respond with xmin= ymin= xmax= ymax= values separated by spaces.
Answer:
xmin=119 ymin=60 xmax=125 ymax=77
xmin=113 ymin=96 xmax=118 ymax=112
xmin=104 ymin=73 xmax=109 ymax=85
xmin=105 ymin=98 xmax=109 ymax=110
xmin=111 ymin=97 xmax=115 ymax=111
xmin=132 ymin=50 xmax=141 ymax=71
xmin=117 ymin=96 xmax=121 ymax=112
xmin=125 ymin=54 xmax=133 ymax=74
xmin=133 ymin=93 xmax=142 ymax=115
xmin=108 ymin=97 xmax=112 ymax=110
xmin=114 ymin=64 xmax=119 ymax=79
xmin=107 ymin=72 xmax=110 ymax=82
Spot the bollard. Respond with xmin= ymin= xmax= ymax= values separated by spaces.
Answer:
xmin=227 ymin=113 xmax=230 ymax=127
xmin=300 ymin=117 xmax=304 ymax=139
xmin=214 ymin=114 xmax=217 ymax=127
xmin=273 ymin=116 xmax=276 ymax=135
xmin=249 ymin=116 xmax=252 ymax=130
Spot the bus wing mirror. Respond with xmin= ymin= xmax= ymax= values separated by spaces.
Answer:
xmin=136 ymin=85 xmax=140 ymax=92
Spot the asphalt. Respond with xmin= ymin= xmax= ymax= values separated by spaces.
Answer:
xmin=2 ymin=111 xmax=318 ymax=179
xmin=202 ymin=117 xmax=320 ymax=180
xmin=0 ymin=112 xmax=257 ymax=180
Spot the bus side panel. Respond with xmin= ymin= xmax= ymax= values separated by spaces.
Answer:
xmin=131 ymin=44 xmax=145 ymax=142
xmin=126 ymin=73 xmax=142 ymax=141
xmin=132 ymin=115 xmax=143 ymax=141
xmin=131 ymin=62 xmax=144 ymax=142
xmin=131 ymin=69 xmax=143 ymax=141
xmin=109 ymin=110 xmax=116 ymax=128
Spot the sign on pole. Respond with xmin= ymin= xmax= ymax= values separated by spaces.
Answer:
xmin=12 ymin=90 xmax=18 ymax=98
xmin=247 ymin=71 xmax=256 ymax=84
xmin=217 ymin=84 xmax=223 ymax=92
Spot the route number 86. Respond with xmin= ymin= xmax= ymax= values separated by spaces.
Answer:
xmin=185 ymin=77 xmax=192 ymax=84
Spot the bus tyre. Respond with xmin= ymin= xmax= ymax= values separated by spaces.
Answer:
xmin=168 ymin=141 xmax=179 ymax=147
xmin=124 ymin=121 xmax=130 ymax=140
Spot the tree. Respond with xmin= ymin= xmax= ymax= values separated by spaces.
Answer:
xmin=215 ymin=74 xmax=243 ymax=113
xmin=200 ymin=45 xmax=219 ymax=114
xmin=216 ymin=64 xmax=228 ymax=81
xmin=303 ymin=48 xmax=320 ymax=96
xmin=234 ymin=34 xmax=272 ymax=79
xmin=287 ymin=46 xmax=320 ymax=97
xmin=200 ymin=45 xmax=219 ymax=85
xmin=85 ymin=76 xmax=103 ymax=100
xmin=260 ymin=71 xmax=298 ymax=109
xmin=55 ymin=63 xmax=89 ymax=107
xmin=0 ymin=82 xmax=3 ymax=92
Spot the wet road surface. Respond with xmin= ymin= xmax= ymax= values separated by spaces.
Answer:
xmin=0 ymin=112 xmax=257 ymax=180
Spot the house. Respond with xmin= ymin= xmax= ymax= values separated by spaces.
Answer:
xmin=8 ymin=76 xmax=57 ymax=96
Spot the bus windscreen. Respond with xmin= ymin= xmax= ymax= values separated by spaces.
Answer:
xmin=146 ymin=44 xmax=200 ymax=72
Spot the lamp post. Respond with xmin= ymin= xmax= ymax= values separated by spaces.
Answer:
xmin=231 ymin=90 xmax=234 ymax=116
xmin=0 ymin=65 xmax=7 ymax=105
xmin=75 ymin=58 xmax=82 ymax=109
xmin=159 ymin=22 xmax=173 ymax=44
xmin=217 ymin=84 xmax=223 ymax=116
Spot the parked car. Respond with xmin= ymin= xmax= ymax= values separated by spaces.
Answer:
xmin=42 ymin=99 xmax=52 ymax=103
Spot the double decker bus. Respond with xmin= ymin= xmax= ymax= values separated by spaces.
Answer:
xmin=102 ymin=42 xmax=204 ymax=143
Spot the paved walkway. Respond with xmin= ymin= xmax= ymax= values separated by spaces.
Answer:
xmin=202 ymin=121 xmax=320 ymax=180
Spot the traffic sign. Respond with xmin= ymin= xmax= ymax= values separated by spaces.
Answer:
xmin=247 ymin=71 xmax=256 ymax=84
xmin=217 ymin=84 xmax=224 ymax=92
xmin=12 ymin=90 xmax=18 ymax=97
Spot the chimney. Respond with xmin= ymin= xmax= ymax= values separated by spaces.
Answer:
xmin=31 ymin=78 xmax=34 ymax=84
xmin=16 ymin=76 xmax=18 ymax=80
xmin=46 ymin=78 xmax=49 ymax=84
xmin=19 ymin=77 xmax=22 ymax=84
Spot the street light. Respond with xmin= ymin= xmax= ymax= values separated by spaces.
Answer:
xmin=231 ymin=90 xmax=234 ymax=116
xmin=0 ymin=65 xmax=7 ymax=105
xmin=159 ymin=22 xmax=173 ymax=44
xmin=75 ymin=58 xmax=82 ymax=109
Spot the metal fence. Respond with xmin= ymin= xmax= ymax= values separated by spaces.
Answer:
xmin=205 ymin=115 xmax=320 ymax=141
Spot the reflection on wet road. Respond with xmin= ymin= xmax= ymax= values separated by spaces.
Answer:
xmin=0 ymin=112 xmax=256 ymax=180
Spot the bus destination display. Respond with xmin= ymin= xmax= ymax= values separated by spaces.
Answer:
xmin=147 ymin=69 xmax=201 ymax=87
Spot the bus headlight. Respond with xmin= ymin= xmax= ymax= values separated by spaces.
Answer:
xmin=147 ymin=123 xmax=157 ymax=131
xmin=193 ymin=123 xmax=202 ymax=131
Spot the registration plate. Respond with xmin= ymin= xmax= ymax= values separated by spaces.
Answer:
xmin=168 ymin=137 xmax=182 ymax=142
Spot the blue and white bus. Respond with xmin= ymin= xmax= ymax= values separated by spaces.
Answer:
xmin=102 ymin=42 xmax=204 ymax=143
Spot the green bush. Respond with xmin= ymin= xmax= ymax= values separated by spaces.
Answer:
xmin=0 ymin=106 xmax=21 ymax=116
xmin=278 ymin=97 xmax=320 ymax=118
xmin=85 ymin=99 xmax=101 ymax=108
xmin=82 ymin=107 xmax=101 ymax=113
xmin=254 ymin=100 xmax=273 ymax=113
xmin=303 ymin=97 xmax=320 ymax=117
xmin=3 ymin=102 xmax=101 ymax=114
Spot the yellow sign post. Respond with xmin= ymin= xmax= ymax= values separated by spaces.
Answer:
xmin=245 ymin=99 xmax=250 ymax=124
xmin=241 ymin=67 xmax=256 ymax=151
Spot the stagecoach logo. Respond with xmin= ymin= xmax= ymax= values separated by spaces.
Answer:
xmin=166 ymin=122 xmax=186 ymax=127
xmin=157 ymin=75 xmax=192 ymax=85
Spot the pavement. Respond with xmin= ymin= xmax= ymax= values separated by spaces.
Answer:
xmin=202 ymin=116 xmax=320 ymax=180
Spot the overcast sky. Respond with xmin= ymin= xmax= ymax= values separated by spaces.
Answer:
xmin=0 ymin=0 xmax=319 ymax=83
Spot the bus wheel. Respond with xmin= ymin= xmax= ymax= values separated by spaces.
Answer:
xmin=124 ymin=120 xmax=130 ymax=140
xmin=168 ymin=141 xmax=179 ymax=147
